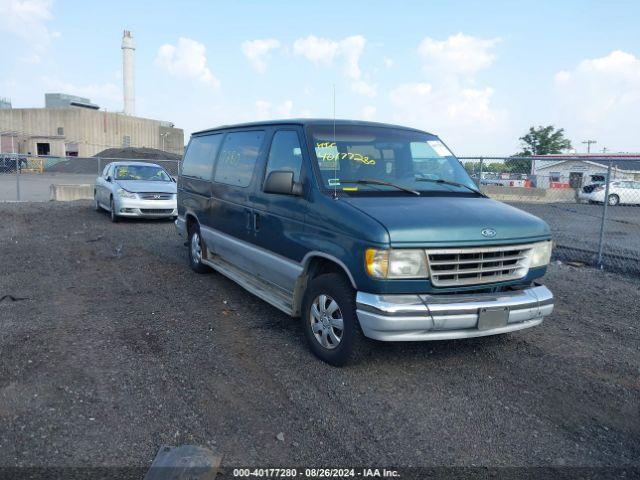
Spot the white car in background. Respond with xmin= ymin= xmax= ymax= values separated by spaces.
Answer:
xmin=94 ymin=161 xmax=178 ymax=222
xmin=579 ymin=180 xmax=640 ymax=206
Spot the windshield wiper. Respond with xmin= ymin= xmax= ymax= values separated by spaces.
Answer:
xmin=338 ymin=179 xmax=420 ymax=196
xmin=414 ymin=177 xmax=485 ymax=196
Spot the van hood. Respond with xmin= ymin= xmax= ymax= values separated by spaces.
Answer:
xmin=116 ymin=180 xmax=176 ymax=194
xmin=342 ymin=195 xmax=550 ymax=245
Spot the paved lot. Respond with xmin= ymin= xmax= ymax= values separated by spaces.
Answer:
xmin=0 ymin=173 xmax=96 ymax=202
xmin=0 ymin=201 xmax=638 ymax=471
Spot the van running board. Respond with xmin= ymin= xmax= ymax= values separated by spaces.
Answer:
xmin=202 ymin=255 xmax=294 ymax=316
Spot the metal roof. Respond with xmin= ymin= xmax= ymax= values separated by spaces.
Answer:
xmin=193 ymin=118 xmax=433 ymax=136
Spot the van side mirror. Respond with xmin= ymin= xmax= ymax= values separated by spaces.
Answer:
xmin=264 ymin=170 xmax=302 ymax=196
xmin=106 ymin=176 xmax=112 ymax=182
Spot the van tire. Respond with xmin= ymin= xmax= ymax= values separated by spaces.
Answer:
xmin=301 ymin=273 xmax=369 ymax=366
xmin=188 ymin=225 xmax=210 ymax=274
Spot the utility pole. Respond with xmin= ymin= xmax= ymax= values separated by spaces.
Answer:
xmin=582 ymin=139 xmax=597 ymax=153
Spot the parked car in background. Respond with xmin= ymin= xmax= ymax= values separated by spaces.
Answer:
xmin=579 ymin=180 xmax=640 ymax=206
xmin=94 ymin=161 xmax=177 ymax=222
xmin=176 ymin=120 xmax=554 ymax=365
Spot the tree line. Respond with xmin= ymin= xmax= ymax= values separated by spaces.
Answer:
xmin=464 ymin=125 xmax=572 ymax=174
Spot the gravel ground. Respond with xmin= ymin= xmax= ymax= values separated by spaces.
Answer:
xmin=0 ymin=201 xmax=638 ymax=471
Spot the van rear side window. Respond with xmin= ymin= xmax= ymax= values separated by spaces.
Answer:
xmin=181 ymin=134 xmax=223 ymax=180
xmin=214 ymin=131 xmax=265 ymax=187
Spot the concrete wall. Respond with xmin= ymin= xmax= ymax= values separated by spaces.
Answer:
xmin=0 ymin=108 xmax=184 ymax=157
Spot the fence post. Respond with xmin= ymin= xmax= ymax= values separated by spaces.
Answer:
xmin=596 ymin=159 xmax=613 ymax=269
xmin=478 ymin=157 xmax=484 ymax=191
xmin=97 ymin=157 xmax=101 ymax=176
xmin=16 ymin=155 xmax=21 ymax=201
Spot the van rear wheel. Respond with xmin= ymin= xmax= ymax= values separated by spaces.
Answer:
xmin=302 ymin=273 xmax=369 ymax=366
xmin=188 ymin=225 xmax=210 ymax=274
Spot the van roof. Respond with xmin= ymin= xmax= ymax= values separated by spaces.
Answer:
xmin=193 ymin=119 xmax=433 ymax=136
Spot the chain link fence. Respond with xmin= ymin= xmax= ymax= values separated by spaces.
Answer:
xmin=460 ymin=156 xmax=640 ymax=275
xmin=1 ymin=153 xmax=638 ymax=274
xmin=0 ymin=154 xmax=180 ymax=202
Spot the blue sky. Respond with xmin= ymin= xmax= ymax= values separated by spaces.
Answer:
xmin=1 ymin=0 xmax=640 ymax=154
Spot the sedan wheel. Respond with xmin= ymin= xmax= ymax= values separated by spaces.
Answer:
xmin=608 ymin=194 xmax=620 ymax=206
xmin=109 ymin=198 xmax=119 ymax=222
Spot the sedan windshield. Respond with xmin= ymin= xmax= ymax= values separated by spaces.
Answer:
xmin=114 ymin=165 xmax=171 ymax=181
xmin=308 ymin=125 xmax=478 ymax=195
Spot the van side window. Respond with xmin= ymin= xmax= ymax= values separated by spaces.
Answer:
xmin=214 ymin=131 xmax=265 ymax=187
xmin=181 ymin=134 xmax=223 ymax=180
xmin=265 ymin=131 xmax=303 ymax=183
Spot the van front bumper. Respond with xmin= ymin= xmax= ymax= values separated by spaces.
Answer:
xmin=356 ymin=284 xmax=553 ymax=341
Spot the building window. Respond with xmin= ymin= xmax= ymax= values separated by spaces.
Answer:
xmin=57 ymin=127 xmax=64 ymax=136
xmin=122 ymin=135 xmax=131 ymax=148
xmin=550 ymin=172 xmax=561 ymax=182
xmin=37 ymin=143 xmax=50 ymax=156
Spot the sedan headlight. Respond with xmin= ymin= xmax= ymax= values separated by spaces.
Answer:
xmin=530 ymin=241 xmax=553 ymax=268
xmin=365 ymin=248 xmax=428 ymax=279
xmin=117 ymin=188 xmax=137 ymax=199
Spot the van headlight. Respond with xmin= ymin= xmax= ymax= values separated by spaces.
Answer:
xmin=117 ymin=188 xmax=137 ymax=199
xmin=365 ymin=249 xmax=428 ymax=279
xmin=530 ymin=241 xmax=552 ymax=268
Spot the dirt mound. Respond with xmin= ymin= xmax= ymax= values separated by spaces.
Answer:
xmin=95 ymin=147 xmax=181 ymax=161
xmin=46 ymin=148 xmax=182 ymax=175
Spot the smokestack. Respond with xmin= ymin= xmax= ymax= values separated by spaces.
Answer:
xmin=121 ymin=30 xmax=135 ymax=116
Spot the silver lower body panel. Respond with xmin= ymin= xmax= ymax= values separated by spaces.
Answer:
xmin=356 ymin=284 xmax=554 ymax=341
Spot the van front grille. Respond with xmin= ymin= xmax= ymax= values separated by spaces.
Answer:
xmin=427 ymin=244 xmax=534 ymax=287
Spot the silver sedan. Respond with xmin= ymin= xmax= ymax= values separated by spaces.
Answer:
xmin=94 ymin=161 xmax=178 ymax=222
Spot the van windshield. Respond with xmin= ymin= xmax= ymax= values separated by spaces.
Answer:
xmin=308 ymin=125 xmax=478 ymax=195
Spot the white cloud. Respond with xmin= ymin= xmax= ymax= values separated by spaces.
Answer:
xmin=293 ymin=35 xmax=341 ymax=65
xmin=386 ymin=33 xmax=508 ymax=154
xmin=293 ymin=34 xmax=375 ymax=96
xmin=383 ymin=57 xmax=394 ymax=68
xmin=418 ymin=32 xmax=500 ymax=75
xmin=389 ymin=82 xmax=507 ymax=153
xmin=554 ymin=50 xmax=640 ymax=150
xmin=0 ymin=0 xmax=58 ymax=63
xmin=155 ymin=37 xmax=220 ymax=89
xmin=254 ymin=99 xmax=296 ymax=119
xmin=361 ymin=105 xmax=376 ymax=120
xmin=351 ymin=79 xmax=376 ymax=97
xmin=241 ymin=38 xmax=281 ymax=73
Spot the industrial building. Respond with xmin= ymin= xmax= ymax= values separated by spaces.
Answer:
xmin=0 ymin=31 xmax=184 ymax=158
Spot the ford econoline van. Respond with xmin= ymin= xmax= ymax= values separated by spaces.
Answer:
xmin=176 ymin=120 xmax=554 ymax=365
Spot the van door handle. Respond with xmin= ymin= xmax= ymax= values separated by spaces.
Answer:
xmin=246 ymin=210 xmax=252 ymax=230
xmin=253 ymin=212 xmax=261 ymax=232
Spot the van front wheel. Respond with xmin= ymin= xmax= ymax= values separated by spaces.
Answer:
xmin=302 ymin=273 xmax=369 ymax=366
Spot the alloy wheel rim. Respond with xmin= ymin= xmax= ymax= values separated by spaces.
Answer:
xmin=310 ymin=294 xmax=344 ymax=350
xmin=191 ymin=232 xmax=202 ymax=263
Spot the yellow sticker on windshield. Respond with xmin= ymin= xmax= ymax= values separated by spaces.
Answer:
xmin=342 ymin=186 xmax=358 ymax=191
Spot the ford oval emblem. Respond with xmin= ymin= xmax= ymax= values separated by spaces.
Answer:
xmin=481 ymin=228 xmax=497 ymax=238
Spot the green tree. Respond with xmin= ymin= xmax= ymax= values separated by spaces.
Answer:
xmin=507 ymin=125 xmax=573 ymax=173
